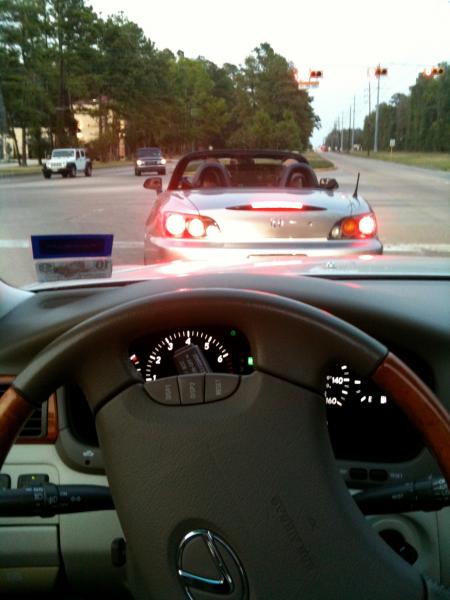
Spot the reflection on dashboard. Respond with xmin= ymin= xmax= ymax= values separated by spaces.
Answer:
xmin=325 ymin=363 xmax=423 ymax=463
xmin=129 ymin=327 xmax=254 ymax=380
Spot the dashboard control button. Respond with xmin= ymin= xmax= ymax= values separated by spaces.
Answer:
xmin=179 ymin=375 xmax=205 ymax=405
xmin=17 ymin=473 xmax=49 ymax=488
xmin=349 ymin=468 xmax=368 ymax=481
xmin=0 ymin=474 xmax=11 ymax=490
xmin=370 ymin=469 xmax=388 ymax=482
xmin=145 ymin=377 xmax=180 ymax=405
xmin=205 ymin=374 xmax=240 ymax=403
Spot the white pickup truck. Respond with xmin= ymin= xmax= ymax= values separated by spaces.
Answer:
xmin=43 ymin=148 xmax=93 ymax=179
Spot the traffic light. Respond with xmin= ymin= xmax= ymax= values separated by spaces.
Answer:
xmin=309 ymin=70 xmax=323 ymax=78
xmin=374 ymin=67 xmax=388 ymax=77
xmin=424 ymin=66 xmax=445 ymax=77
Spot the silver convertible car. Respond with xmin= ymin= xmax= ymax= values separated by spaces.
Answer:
xmin=143 ymin=150 xmax=382 ymax=265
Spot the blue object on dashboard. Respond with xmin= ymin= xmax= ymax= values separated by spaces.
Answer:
xmin=31 ymin=234 xmax=114 ymax=259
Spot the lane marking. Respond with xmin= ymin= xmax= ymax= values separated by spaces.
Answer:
xmin=114 ymin=241 xmax=144 ymax=249
xmin=0 ymin=239 xmax=144 ymax=249
xmin=1 ymin=240 xmax=449 ymax=254
xmin=384 ymin=243 xmax=450 ymax=254
xmin=0 ymin=240 xmax=30 ymax=248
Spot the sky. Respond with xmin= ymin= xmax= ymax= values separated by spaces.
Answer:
xmin=89 ymin=0 xmax=450 ymax=146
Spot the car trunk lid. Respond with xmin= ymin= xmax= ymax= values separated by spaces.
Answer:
xmin=185 ymin=189 xmax=355 ymax=240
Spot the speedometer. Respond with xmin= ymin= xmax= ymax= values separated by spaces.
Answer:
xmin=324 ymin=364 xmax=352 ymax=407
xmin=145 ymin=329 xmax=233 ymax=381
xmin=324 ymin=362 xmax=423 ymax=462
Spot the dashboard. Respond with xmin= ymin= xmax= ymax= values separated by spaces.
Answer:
xmin=0 ymin=271 xmax=449 ymax=597
xmin=126 ymin=326 xmax=425 ymax=465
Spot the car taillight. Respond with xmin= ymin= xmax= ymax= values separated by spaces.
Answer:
xmin=164 ymin=213 xmax=221 ymax=239
xmin=329 ymin=213 xmax=377 ymax=239
xmin=358 ymin=215 xmax=377 ymax=236
xmin=187 ymin=218 xmax=205 ymax=238
xmin=165 ymin=213 xmax=186 ymax=237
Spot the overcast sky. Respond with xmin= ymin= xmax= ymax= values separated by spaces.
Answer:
xmin=89 ymin=0 xmax=450 ymax=146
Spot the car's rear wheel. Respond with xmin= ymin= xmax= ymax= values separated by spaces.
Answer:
xmin=84 ymin=164 xmax=92 ymax=177
xmin=69 ymin=165 xmax=77 ymax=178
xmin=61 ymin=172 xmax=68 ymax=178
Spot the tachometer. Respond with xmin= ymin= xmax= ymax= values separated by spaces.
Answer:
xmin=144 ymin=329 xmax=233 ymax=381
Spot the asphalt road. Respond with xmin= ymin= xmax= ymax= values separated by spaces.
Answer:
xmin=0 ymin=155 xmax=449 ymax=287
xmin=326 ymin=152 xmax=450 ymax=252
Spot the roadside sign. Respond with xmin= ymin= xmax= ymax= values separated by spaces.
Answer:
xmin=390 ymin=139 xmax=396 ymax=148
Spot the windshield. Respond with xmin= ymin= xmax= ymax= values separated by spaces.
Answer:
xmin=51 ymin=150 xmax=75 ymax=158
xmin=0 ymin=0 xmax=449 ymax=288
xmin=136 ymin=148 xmax=161 ymax=157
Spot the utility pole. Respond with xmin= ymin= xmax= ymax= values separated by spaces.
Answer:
xmin=349 ymin=105 xmax=352 ymax=152
xmin=340 ymin=112 xmax=344 ymax=152
xmin=373 ymin=65 xmax=388 ymax=153
xmin=351 ymin=96 xmax=356 ymax=149
xmin=374 ymin=65 xmax=381 ymax=152
xmin=367 ymin=80 xmax=371 ymax=156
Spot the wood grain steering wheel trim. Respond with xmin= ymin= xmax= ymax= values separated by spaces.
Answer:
xmin=373 ymin=352 xmax=450 ymax=484
xmin=0 ymin=387 xmax=35 ymax=465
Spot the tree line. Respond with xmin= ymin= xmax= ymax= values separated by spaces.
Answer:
xmin=325 ymin=64 xmax=449 ymax=153
xmin=0 ymin=0 xmax=318 ymax=165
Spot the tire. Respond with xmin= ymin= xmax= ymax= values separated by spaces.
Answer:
xmin=62 ymin=172 xmax=68 ymax=178
xmin=69 ymin=165 xmax=77 ymax=178
xmin=43 ymin=171 xmax=51 ymax=179
xmin=84 ymin=164 xmax=92 ymax=177
xmin=135 ymin=169 xmax=141 ymax=176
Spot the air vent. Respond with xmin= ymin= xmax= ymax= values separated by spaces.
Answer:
xmin=20 ymin=405 xmax=46 ymax=439
xmin=0 ymin=379 xmax=48 ymax=440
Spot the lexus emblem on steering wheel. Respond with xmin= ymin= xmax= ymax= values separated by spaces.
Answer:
xmin=177 ymin=529 xmax=248 ymax=599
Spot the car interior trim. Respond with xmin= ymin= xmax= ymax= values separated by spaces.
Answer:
xmin=373 ymin=353 xmax=450 ymax=483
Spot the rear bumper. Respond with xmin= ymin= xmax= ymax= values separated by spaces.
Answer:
xmin=144 ymin=236 xmax=383 ymax=264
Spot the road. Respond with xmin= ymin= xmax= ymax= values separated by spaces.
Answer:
xmin=0 ymin=155 xmax=449 ymax=287
xmin=327 ymin=152 xmax=450 ymax=252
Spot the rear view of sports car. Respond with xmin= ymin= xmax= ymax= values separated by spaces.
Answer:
xmin=143 ymin=150 xmax=382 ymax=264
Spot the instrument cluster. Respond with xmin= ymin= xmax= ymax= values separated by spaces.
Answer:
xmin=128 ymin=330 xmax=424 ymax=463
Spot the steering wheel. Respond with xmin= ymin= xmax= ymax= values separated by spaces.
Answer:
xmin=1 ymin=289 xmax=450 ymax=599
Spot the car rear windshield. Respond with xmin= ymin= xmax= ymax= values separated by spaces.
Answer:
xmin=136 ymin=148 xmax=161 ymax=157
xmin=52 ymin=150 xmax=75 ymax=157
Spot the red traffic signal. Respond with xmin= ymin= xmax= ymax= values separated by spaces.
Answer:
xmin=423 ymin=66 xmax=445 ymax=77
xmin=309 ymin=70 xmax=323 ymax=79
xmin=374 ymin=67 xmax=388 ymax=77
xmin=426 ymin=66 xmax=444 ymax=77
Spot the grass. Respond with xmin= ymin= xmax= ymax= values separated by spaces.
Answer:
xmin=0 ymin=159 xmax=134 ymax=177
xmin=352 ymin=151 xmax=450 ymax=171
xmin=92 ymin=159 xmax=134 ymax=169
xmin=0 ymin=165 xmax=43 ymax=177
xmin=303 ymin=151 xmax=335 ymax=170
